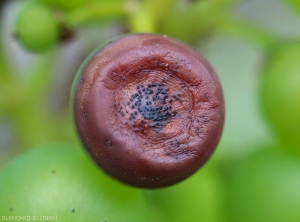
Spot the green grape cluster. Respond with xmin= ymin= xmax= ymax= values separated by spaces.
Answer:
xmin=6 ymin=1 xmax=300 ymax=222
xmin=0 ymin=143 xmax=225 ymax=222
xmin=15 ymin=2 xmax=59 ymax=52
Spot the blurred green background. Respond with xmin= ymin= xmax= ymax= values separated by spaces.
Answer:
xmin=1 ymin=0 xmax=300 ymax=221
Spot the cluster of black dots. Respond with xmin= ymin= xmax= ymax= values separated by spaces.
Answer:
xmin=122 ymin=79 xmax=181 ymax=128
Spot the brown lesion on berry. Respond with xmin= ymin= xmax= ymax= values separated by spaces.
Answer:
xmin=115 ymin=70 xmax=193 ymax=142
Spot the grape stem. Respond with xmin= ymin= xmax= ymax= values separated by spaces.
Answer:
xmin=62 ymin=0 xmax=178 ymax=33
xmin=0 ymin=29 xmax=11 ymax=82
xmin=63 ymin=2 xmax=126 ymax=26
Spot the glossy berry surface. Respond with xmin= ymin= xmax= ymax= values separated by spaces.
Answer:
xmin=72 ymin=34 xmax=225 ymax=188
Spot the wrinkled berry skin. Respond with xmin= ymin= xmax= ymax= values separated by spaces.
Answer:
xmin=72 ymin=34 xmax=225 ymax=188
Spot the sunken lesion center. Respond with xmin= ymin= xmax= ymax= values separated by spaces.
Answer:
xmin=126 ymin=79 xmax=177 ymax=129
xmin=116 ymin=72 xmax=192 ymax=137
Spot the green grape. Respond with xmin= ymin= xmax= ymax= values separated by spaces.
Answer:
xmin=15 ymin=3 xmax=59 ymax=52
xmin=0 ymin=144 xmax=163 ymax=222
xmin=260 ymin=41 xmax=300 ymax=153
xmin=145 ymin=162 xmax=225 ymax=222
xmin=225 ymin=147 xmax=300 ymax=222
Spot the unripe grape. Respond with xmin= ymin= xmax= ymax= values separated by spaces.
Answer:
xmin=146 ymin=164 xmax=224 ymax=222
xmin=226 ymin=147 xmax=300 ymax=222
xmin=15 ymin=3 xmax=59 ymax=52
xmin=260 ymin=41 xmax=300 ymax=152
xmin=0 ymin=144 xmax=162 ymax=221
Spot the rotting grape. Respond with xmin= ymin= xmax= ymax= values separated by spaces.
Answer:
xmin=72 ymin=33 xmax=225 ymax=188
